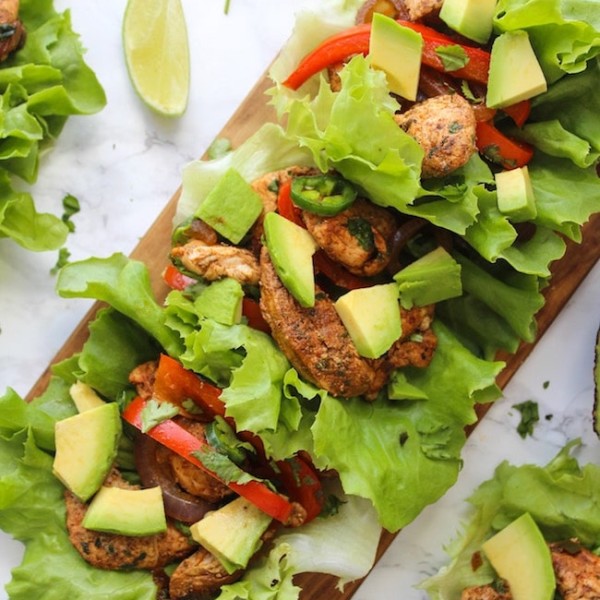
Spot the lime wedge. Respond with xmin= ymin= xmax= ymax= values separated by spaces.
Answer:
xmin=122 ymin=0 xmax=190 ymax=117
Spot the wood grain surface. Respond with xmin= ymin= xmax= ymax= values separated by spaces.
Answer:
xmin=24 ymin=71 xmax=600 ymax=598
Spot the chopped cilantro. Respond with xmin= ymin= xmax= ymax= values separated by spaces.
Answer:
xmin=513 ymin=400 xmax=539 ymax=438
xmin=543 ymin=380 xmax=550 ymax=389
xmin=61 ymin=193 xmax=80 ymax=233
xmin=435 ymin=44 xmax=469 ymax=72
xmin=347 ymin=217 xmax=375 ymax=252
xmin=140 ymin=398 xmax=179 ymax=432
xmin=51 ymin=247 xmax=71 ymax=275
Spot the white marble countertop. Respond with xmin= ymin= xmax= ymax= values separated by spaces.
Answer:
xmin=0 ymin=1 xmax=598 ymax=598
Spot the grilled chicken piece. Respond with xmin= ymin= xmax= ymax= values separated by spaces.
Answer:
xmin=260 ymin=246 xmax=377 ymax=398
xmin=551 ymin=541 xmax=600 ymax=600
xmin=169 ymin=548 xmax=242 ymax=600
xmin=65 ymin=470 xmax=195 ymax=570
xmin=0 ymin=0 xmax=25 ymax=63
xmin=302 ymin=198 xmax=397 ymax=277
xmin=461 ymin=586 xmax=511 ymax=600
xmin=386 ymin=305 xmax=437 ymax=368
xmin=129 ymin=360 xmax=158 ymax=401
xmin=404 ymin=0 xmax=442 ymax=21
xmin=395 ymin=94 xmax=477 ymax=178
xmin=170 ymin=239 xmax=261 ymax=285
xmin=260 ymin=247 xmax=437 ymax=398
xmin=158 ymin=418 xmax=233 ymax=504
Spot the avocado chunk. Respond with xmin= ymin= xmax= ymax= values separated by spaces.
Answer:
xmin=190 ymin=496 xmax=272 ymax=573
xmin=486 ymin=30 xmax=547 ymax=109
xmin=334 ymin=283 xmax=402 ymax=359
xmin=439 ymin=0 xmax=497 ymax=44
xmin=393 ymin=246 xmax=462 ymax=308
xmin=53 ymin=402 xmax=121 ymax=502
xmin=495 ymin=165 xmax=537 ymax=222
xmin=196 ymin=277 xmax=244 ymax=326
xmin=263 ymin=211 xmax=318 ymax=308
xmin=82 ymin=486 xmax=167 ymax=536
xmin=369 ymin=13 xmax=423 ymax=101
xmin=195 ymin=167 xmax=263 ymax=244
xmin=482 ymin=512 xmax=555 ymax=600
xmin=70 ymin=381 xmax=106 ymax=413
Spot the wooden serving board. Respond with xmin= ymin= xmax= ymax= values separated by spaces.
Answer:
xmin=25 ymin=71 xmax=600 ymax=598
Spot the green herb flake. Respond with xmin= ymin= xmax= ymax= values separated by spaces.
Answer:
xmin=513 ymin=399 xmax=540 ymax=438
xmin=61 ymin=194 xmax=80 ymax=233
xmin=435 ymin=44 xmax=469 ymax=72
xmin=140 ymin=399 xmax=179 ymax=432
xmin=51 ymin=247 xmax=71 ymax=275
xmin=460 ymin=80 xmax=484 ymax=103
xmin=543 ymin=380 xmax=550 ymax=389
xmin=347 ymin=217 xmax=375 ymax=252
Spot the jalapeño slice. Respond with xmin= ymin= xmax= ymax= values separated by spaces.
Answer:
xmin=290 ymin=174 xmax=357 ymax=216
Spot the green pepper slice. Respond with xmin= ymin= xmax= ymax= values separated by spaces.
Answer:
xmin=290 ymin=174 xmax=357 ymax=216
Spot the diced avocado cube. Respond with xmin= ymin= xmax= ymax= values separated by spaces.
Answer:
xmin=482 ymin=512 xmax=556 ymax=600
xmin=190 ymin=497 xmax=272 ymax=573
xmin=195 ymin=277 xmax=244 ymax=326
xmin=263 ymin=211 xmax=318 ymax=308
xmin=439 ymin=0 xmax=497 ymax=45
xmin=195 ymin=168 xmax=263 ymax=244
xmin=486 ymin=30 xmax=547 ymax=109
xmin=369 ymin=13 xmax=423 ymax=101
xmin=393 ymin=246 xmax=462 ymax=308
xmin=495 ymin=165 xmax=537 ymax=222
xmin=82 ymin=486 xmax=167 ymax=536
xmin=53 ymin=402 xmax=121 ymax=502
xmin=334 ymin=283 xmax=401 ymax=359
xmin=70 ymin=381 xmax=106 ymax=413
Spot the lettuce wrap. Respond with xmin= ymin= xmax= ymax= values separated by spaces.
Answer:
xmin=419 ymin=440 xmax=600 ymax=599
xmin=0 ymin=0 xmax=106 ymax=252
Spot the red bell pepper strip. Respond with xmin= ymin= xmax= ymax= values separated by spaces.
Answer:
xmin=277 ymin=455 xmax=325 ymax=522
xmin=476 ymin=120 xmax=534 ymax=170
xmin=123 ymin=396 xmax=299 ymax=525
xmin=501 ymin=99 xmax=531 ymax=128
xmin=162 ymin=264 xmax=196 ymax=291
xmin=242 ymin=297 xmax=271 ymax=334
xmin=283 ymin=24 xmax=372 ymax=90
xmin=277 ymin=179 xmax=305 ymax=228
xmin=153 ymin=354 xmax=226 ymax=419
xmin=283 ymin=20 xmax=490 ymax=91
xmin=396 ymin=20 xmax=490 ymax=85
xmin=313 ymin=250 xmax=372 ymax=290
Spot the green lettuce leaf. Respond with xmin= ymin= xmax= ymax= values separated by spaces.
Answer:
xmin=0 ymin=0 xmax=106 ymax=251
xmin=420 ymin=440 xmax=600 ymax=599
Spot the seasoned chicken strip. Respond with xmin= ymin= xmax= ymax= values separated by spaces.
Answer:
xmin=171 ymin=239 xmax=261 ymax=285
xmin=259 ymin=246 xmax=377 ymax=398
xmin=302 ymin=199 xmax=397 ymax=277
xmin=65 ymin=470 xmax=195 ymax=570
xmin=461 ymin=586 xmax=511 ymax=600
xmin=551 ymin=541 xmax=600 ymax=600
xmin=395 ymin=94 xmax=477 ymax=178
xmin=169 ymin=547 xmax=241 ymax=600
xmin=0 ymin=0 xmax=25 ymax=63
